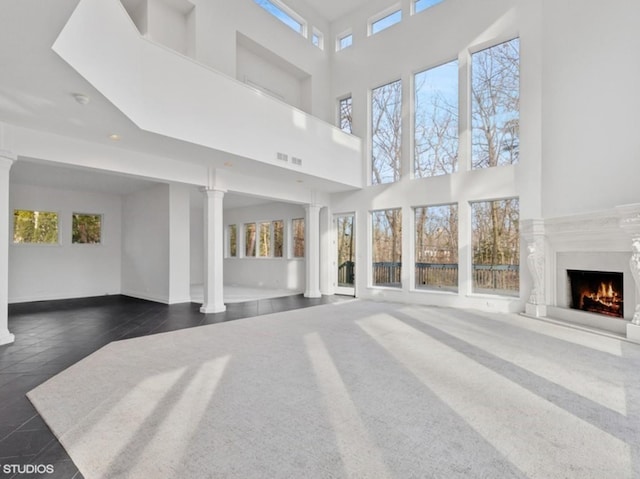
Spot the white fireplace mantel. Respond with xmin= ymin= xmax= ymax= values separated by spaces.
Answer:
xmin=523 ymin=204 xmax=640 ymax=343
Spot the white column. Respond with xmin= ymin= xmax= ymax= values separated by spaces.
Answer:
xmin=617 ymin=203 xmax=640 ymax=342
xmin=522 ymin=219 xmax=547 ymax=317
xmin=304 ymin=204 xmax=321 ymax=298
xmin=319 ymin=206 xmax=332 ymax=295
xmin=0 ymin=151 xmax=16 ymax=345
xmin=200 ymin=188 xmax=226 ymax=313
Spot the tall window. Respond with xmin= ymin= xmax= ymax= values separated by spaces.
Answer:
xmin=339 ymin=96 xmax=353 ymax=134
xmin=372 ymin=209 xmax=402 ymax=287
xmin=372 ymin=79 xmax=402 ymax=185
xmin=415 ymin=204 xmax=458 ymax=291
xmin=370 ymin=9 xmax=402 ymax=35
xmin=13 ymin=210 xmax=59 ymax=244
xmin=414 ymin=60 xmax=458 ymax=177
xmin=292 ymin=218 xmax=305 ymax=257
xmin=414 ymin=0 xmax=443 ymax=14
xmin=471 ymin=198 xmax=519 ymax=295
xmin=254 ymin=0 xmax=306 ymax=36
xmin=471 ymin=38 xmax=520 ymax=169
xmin=229 ymin=225 xmax=237 ymax=257
xmin=273 ymin=220 xmax=284 ymax=257
xmin=72 ymin=213 xmax=102 ymax=244
xmin=245 ymin=223 xmax=256 ymax=257
xmin=259 ymin=222 xmax=271 ymax=257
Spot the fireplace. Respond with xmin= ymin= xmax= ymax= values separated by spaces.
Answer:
xmin=567 ymin=270 xmax=624 ymax=318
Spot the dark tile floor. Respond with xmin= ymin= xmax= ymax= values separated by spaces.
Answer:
xmin=0 ymin=294 xmax=345 ymax=478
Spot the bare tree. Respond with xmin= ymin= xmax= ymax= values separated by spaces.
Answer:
xmin=371 ymin=80 xmax=402 ymax=185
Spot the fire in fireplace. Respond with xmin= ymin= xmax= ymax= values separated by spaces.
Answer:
xmin=567 ymin=270 xmax=623 ymax=318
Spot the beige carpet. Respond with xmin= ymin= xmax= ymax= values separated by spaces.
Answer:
xmin=27 ymin=300 xmax=640 ymax=478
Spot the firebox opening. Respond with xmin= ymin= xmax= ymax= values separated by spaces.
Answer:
xmin=567 ymin=269 xmax=623 ymax=319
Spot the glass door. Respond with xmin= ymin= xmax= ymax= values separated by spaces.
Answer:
xmin=335 ymin=214 xmax=355 ymax=296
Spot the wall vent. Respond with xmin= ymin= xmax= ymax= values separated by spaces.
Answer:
xmin=291 ymin=157 xmax=302 ymax=166
xmin=276 ymin=152 xmax=288 ymax=162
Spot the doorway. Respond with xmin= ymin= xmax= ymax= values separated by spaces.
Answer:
xmin=335 ymin=214 xmax=355 ymax=296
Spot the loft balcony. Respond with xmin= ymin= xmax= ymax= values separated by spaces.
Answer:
xmin=52 ymin=0 xmax=362 ymax=190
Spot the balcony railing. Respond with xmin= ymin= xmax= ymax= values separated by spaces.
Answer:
xmin=368 ymin=262 xmax=519 ymax=292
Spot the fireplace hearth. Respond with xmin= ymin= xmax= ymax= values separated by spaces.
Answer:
xmin=567 ymin=270 xmax=623 ymax=319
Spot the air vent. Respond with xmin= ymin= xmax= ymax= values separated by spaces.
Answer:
xmin=291 ymin=157 xmax=302 ymax=166
xmin=276 ymin=152 xmax=288 ymax=162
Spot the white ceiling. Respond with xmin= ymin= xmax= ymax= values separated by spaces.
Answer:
xmin=0 ymin=0 xmax=359 ymax=206
xmin=303 ymin=0 xmax=371 ymax=22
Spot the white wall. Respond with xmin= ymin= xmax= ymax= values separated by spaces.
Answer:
xmin=190 ymin=200 xmax=204 ymax=286
xmin=168 ymin=183 xmax=191 ymax=303
xmin=540 ymin=0 xmax=640 ymax=218
xmin=8 ymin=184 xmax=122 ymax=302
xmin=224 ymin=202 xmax=305 ymax=291
xmin=121 ymin=184 xmax=170 ymax=302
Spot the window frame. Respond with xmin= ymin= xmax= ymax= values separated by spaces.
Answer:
xmin=369 ymin=6 xmax=402 ymax=36
xmin=370 ymin=78 xmax=403 ymax=185
xmin=336 ymin=30 xmax=353 ymax=51
xmin=371 ymin=208 xmax=403 ymax=289
xmin=12 ymin=209 xmax=61 ymax=246
xmin=312 ymin=28 xmax=324 ymax=49
xmin=71 ymin=212 xmax=103 ymax=245
xmin=253 ymin=0 xmax=308 ymax=38
xmin=413 ymin=0 xmax=444 ymax=15
xmin=338 ymin=95 xmax=353 ymax=134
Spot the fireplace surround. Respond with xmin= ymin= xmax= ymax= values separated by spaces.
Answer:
xmin=522 ymin=204 xmax=640 ymax=342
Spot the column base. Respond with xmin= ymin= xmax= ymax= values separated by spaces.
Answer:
xmin=626 ymin=323 xmax=640 ymax=343
xmin=0 ymin=331 xmax=15 ymax=346
xmin=200 ymin=304 xmax=226 ymax=314
xmin=525 ymin=303 xmax=547 ymax=317
xmin=304 ymin=291 xmax=322 ymax=299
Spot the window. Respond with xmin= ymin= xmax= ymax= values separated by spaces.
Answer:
xmin=339 ymin=96 xmax=353 ymax=134
xmin=72 ymin=213 xmax=102 ymax=244
xmin=414 ymin=60 xmax=458 ymax=177
xmin=414 ymin=0 xmax=443 ymax=14
xmin=312 ymin=29 xmax=323 ymax=49
xmin=337 ymin=32 xmax=353 ymax=51
xmin=254 ymin=0 xmax=306 ymax=36
xmin=273 ymin=220 xmax=284 ymax=257
xmin=471 ymin=198 xmax=519 ymax=295
xmin=471 ymin=38 xmax=520 ymax=169
xmin=229 ymin=225 xmax=237 ymax=257
xmin=259 ymin=222 xmax=272 ymax=257
xmin=245 ymin=223 xmax=256 ymax=257
xmin=415 ymin=205 xmax=457 ymax=291
xmin=372 ymin=209 xmax=402 ymax=287
xmin=370 ymin=9 xmax=402 ymax=35
xmin=371 ymin=79 xmax=402 ymax=184
xmin=13 ymin=210 xmax=59 ymax=244
xmin=292 ymin=218 xmax=305 ymax=257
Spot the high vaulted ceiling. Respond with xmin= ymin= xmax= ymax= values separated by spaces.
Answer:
xmin=302 ymin=0 xmax=371 ymax=22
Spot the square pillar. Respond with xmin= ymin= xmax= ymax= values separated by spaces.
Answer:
xmin=0 ymin=151 xmax=16 ymax=345
xmin=304 ymin=204 xmax=321 ymax=298
xmin=200 ymin=188 xmax=226 ymax=313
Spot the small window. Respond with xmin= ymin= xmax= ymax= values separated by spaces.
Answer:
xmin=254 ymin=0 xmax=306 ymax=36
xmin=339 ymin=96 xmax=353 ymax=134
xmin=13 ymin=210 xmax=59 ymax=244
xmin=72 ymin=213 xmax=102 ymax=244
xmin=414 ymin=0 xmax=443 ymax=14
xmin=292 ymin=218 xmax=305 ymax=257
xmin=312 ymin=29 xmax=324 ymax=49
xmin=370 ymin=9 xmax=402 ymax=35
xmin=273 ymin=220 xmax=284 ymax=257
xmin=337 ymin=32 xmax=353 ymax=51
xmin=259 ymin=222 xmax=272 ymax=257
xmin=229 ymin=224 xmax=237 ymax=257
xmin=245 ymin=223 xmax=256 ymax=257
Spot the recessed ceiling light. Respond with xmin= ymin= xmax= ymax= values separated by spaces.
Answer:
xmin=109 ymin=134 xmax=121 ymax=141
xmin=72 ymin=93 xmax=90 ymax=105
